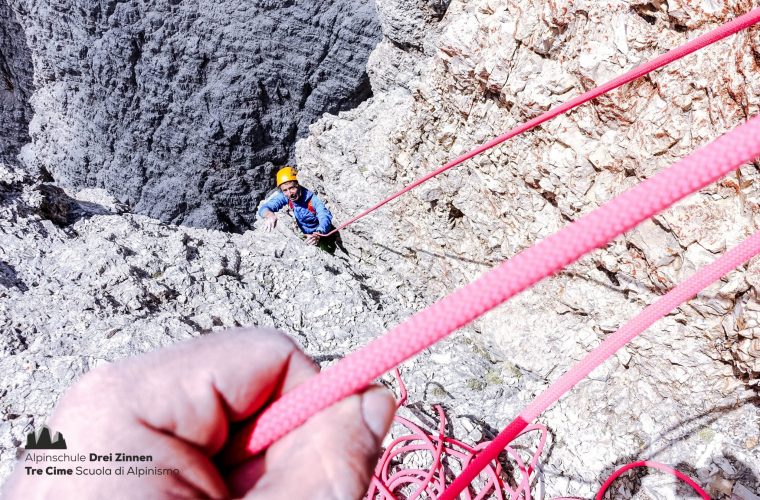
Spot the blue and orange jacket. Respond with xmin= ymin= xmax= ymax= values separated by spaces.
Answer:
xmin=257 ymin=188 xmax=333 ymax=235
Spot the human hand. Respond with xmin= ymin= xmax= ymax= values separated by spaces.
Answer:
xmin=305 ymin=233 xmax=321 ymax=246
xmin=4 ymin=328 xmax=396 ymax=499
xmin=262 ymin=215 xmax=277 ymax=232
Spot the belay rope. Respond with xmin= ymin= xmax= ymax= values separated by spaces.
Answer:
xmin=234 ymin=7 xmax=760 ymax=498
xmin=318 ymin=7 xmax=760 ymax=239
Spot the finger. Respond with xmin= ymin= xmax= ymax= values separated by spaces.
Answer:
xmin=140 ymin=328 xmax=318 ymax=453
xmin=227 ymin=385 xmax=396 ymax=499
xmin=70 ymin=328 xmax=318 ymax=456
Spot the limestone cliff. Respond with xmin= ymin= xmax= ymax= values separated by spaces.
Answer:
xmin=298 ymin=0 xmax=760 ymax=496
xmin=1 ymin=0 xmax=759 ymax=498
xmin=0 ymin=0 xmax=33 ymax=166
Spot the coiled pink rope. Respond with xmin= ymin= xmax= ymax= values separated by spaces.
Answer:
xmin=228 ymin=114 xmax=760 ymax=463
xmin=596 ymin=461 xmax=710 ymax=500
xmin=368 ymin=370 xmax=549 ymax=500
xmin=369 ymin=411 xmax=549 ymax=500
xmin=441 ymin=229 xmax=760 ymax=499
xmin=319 ymin=7 xmax=760 ymax=237
xmin=374 ymin=367 xmax=715 ymax=499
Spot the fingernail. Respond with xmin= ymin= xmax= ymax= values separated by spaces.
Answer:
xmin=361 ymin=386 xmax=396 ymax=443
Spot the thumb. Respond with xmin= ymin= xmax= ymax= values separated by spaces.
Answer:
xmin=229 ymin=385 xmax=396 ymax=499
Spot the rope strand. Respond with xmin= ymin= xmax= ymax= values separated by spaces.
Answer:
xmin=320 ymin=7 xmax=760 ymax=238
xmin=227 ymin=114 xmax=760 ymax=463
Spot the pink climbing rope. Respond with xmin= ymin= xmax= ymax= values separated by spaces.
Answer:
xmin=596 ymin=461 xmax=710 ymax=500
xmin=441 ymin=229 xmax=760 ymax=499
xmin=222 ymin=9 xmax=760 ymax=495
xmin=320 ymin=7 xmax=760 ymax=237
xmin=226 ymin=114 xmax=760 ymax=464
xmin=369 ymin=412 xmax=549 ymax=500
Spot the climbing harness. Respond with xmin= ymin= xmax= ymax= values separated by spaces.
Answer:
xmin=288 ymin=198 xmax=316 ymax=215
xmin=229 ymin=7 xmax=760 ymax=498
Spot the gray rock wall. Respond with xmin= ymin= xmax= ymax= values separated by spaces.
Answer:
xmin=297 ymin=0 xmax=760 ymax=497
xmin=1 ymin=0 xmax=760 ymax=498
xmin=0 ymin=162 xmax=414 ymax=480
xmin=7 ymin=0 xmax=381 ymax=230
xmin=0 ymin=0 xmax=33 ymax=166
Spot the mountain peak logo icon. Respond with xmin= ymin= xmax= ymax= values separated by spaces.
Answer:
xmin=25 ymin=426 xmax=67 ymax=450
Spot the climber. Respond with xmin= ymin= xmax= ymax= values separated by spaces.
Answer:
xmin=258 ymin=166 xmax=343 ymax=254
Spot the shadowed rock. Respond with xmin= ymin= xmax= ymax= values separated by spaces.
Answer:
xmin=0 ymin=0 xmax=33 ymax=166
xmin=6 ymin=0 xmax=382 ymax=231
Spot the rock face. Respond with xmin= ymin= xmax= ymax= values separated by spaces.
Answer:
xmin=1 ymin=0 xmax=760 ymax=499
xmin=0 ymin=163 xmax=504 ymax=495
xmin=0 ymin=0 xmax=33 ymax=166
xmin=297 ymin=0 xmax=760 ymax=497
xmin=5 ymin=0 xmax=381 ymax=230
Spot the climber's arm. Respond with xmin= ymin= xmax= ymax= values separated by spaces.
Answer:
xmin=258 ymin=191 xmax=288 ymax=219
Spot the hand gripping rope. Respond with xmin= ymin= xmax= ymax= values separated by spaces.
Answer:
xmin=228 ymin=7 xmax=760 ymax=498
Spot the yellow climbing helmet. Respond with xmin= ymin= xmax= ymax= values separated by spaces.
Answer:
xmin=276 ymin=166 xmax=298 ymax=186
